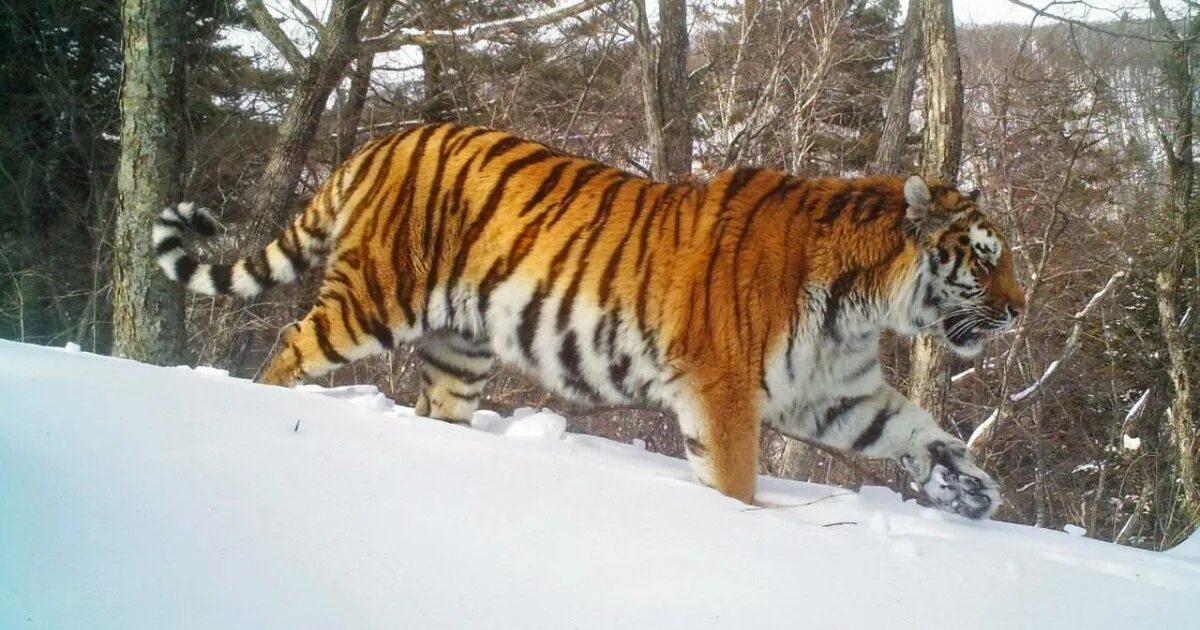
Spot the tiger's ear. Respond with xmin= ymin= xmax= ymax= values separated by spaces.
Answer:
xmin=904 ymin=175 xmax=932 ymax=221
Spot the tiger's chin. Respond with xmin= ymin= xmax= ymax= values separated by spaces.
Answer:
xmin=939 ymin=316 xmax=987 ymax=358
xmin=942 ymin=333 xmax=984 ymax=358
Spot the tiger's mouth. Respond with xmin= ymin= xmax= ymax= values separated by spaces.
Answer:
xmin=940 ymin=311 xmax=989 ymax=357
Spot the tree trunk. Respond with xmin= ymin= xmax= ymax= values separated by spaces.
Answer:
xmin=335 ymin=0 xmax=394 ymax=164
xmin=872 ymin=0 xmax=922 ymax=173
xmin=657 ymin=0 xmax=691 ymax=180
xmin=907 ymin=0 xmax=963 ymax=420
xmin=111 ymin=0 xmax=185 ymax=364
xmin=634 ymin=0 xmax=692 ymax=181
xmin=417 ymin=0 xmax=456 ymax=123
xmin=243 ymin=0 xmax=368 ymax=246
xmin=420 ymin=42 xmax=453 ymax=122
xmin=1150 ymin=0 xmax=1200 ymax=529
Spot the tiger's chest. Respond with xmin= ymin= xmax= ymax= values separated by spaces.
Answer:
xmin=759 ymin=326 xmax=884 ymax=430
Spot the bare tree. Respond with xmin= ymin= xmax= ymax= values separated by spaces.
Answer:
xmin=334 ymin=0 xmax=396 ymax=163
xmin=1148 ymin=0 xmax=1200 ymax=531
xmin=242 ymin=0 xmax=369 ymax=245
xmin=633 ymin=0 xmax=692 ymax=180
xmin=908 ymin=0 xmax=964 ymax=420
xmin=872 ymin=0 xmax=922 ymax=173
xmin=111 ymin=0 xmax=185 ymax=363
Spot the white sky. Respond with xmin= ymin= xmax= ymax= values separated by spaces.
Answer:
xmin=952 ymin=0 xmax=1190 ymax=25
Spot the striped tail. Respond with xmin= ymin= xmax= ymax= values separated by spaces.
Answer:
xmin=152 ymin=202 xmax=326 ymax=298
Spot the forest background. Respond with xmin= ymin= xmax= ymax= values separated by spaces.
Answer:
xmin=1 ymin=0 xmax=1197 ymax=550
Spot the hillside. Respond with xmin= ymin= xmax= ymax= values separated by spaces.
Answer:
xmin=1 ymin=340 xmax=1198 ymax=629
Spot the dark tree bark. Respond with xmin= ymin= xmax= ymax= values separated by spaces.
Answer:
xmin=634 ymin=0 xmax=692 ymax=181
xmin=657 ymin=0 xmax=691 ymax=179
xmin=243 ymin=0 xmax=368 ymax=246
xmin=1149 ymin=0 xmax=1200 ymax=530
xmin=335 ymin=0 xmax=395 ymax=164
xmin=111 ymin=0 xmax=185 ymax=364
xmin=872 ymin=0 xmax=922 ymax=173
xmin=908 ymin=0 xmax=963 ymax=420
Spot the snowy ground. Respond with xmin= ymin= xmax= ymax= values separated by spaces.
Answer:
xmin=2 ymin=340 xmax=1198 ymax=629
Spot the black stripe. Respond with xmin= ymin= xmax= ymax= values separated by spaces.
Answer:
xmin=334 ymin=294 xmax=362 ymax=346
xmin=444 ymin=388 xmax=481 ymax=402
xmin=820 ymin=190 xmax=851 ymax=223
xmin=591 ymin=310 xmax=612 ymax=355
xmin=816 ymin=395 xmax=868 ymax=438
xmin=444 ymin=148 xmax=555 ymax=301
xmin=558 ymin=330 xmax=597 ymax=401
xmin=598 ymin=183 xmax=650 ymax=305
xmin=343 ymin=289 xmax=377 ymax=348
xmin=445 ymin=342 xmax=493 ymax=360
xmin=844 ymin=356 xmax=879 ymax=382
xmin=609 ymin=353 xmax=632 ymax=396
xmin=547 ymin=163 xmax=606 ymax=228
xmin=480 ymin=135 xmax=525 ymax=167
xmin=422 ymin=146 xmax=474 ymax=325
xmin=419 ymin=349 xmax=489 ymax=385
xmin=852 ymin=407 xmax=897 ymax=451
xmin=420 ymin=128 xmax=468 ymax=324
xmin=519 ymin=161 xmax=569 ymax=217
xmin=245 ymin=251 xmax=276 ymax=289
xmin=377 ymin=126 xmax=437 ymax=314
xmin=720 ymin=168 xmax=760 ymax=206
xmin=210 ymin=265 xmax=233 ymax=294
xmin=174 ymin=257 xmax=197 ymax=285
xmin=370 ymin=320 xmax=395 ymax=349
xmin=555 ymin=177 xmax=626 ymax=332
xmin=190 ymin=209 xmax=219 ymax=236
xmin=517 ymin=284 xmax=547 ymax=364
xmin=684 ymin=436 xmax=707 ymax=458
xmin=729 ymin=178 xmax=791 ymax=331
xmin=154 ymin=235 xmax=183 ymax=255
xmin=702 ymin=172 xmax=756 ymax=326
xmin=635 ymin=252 xmax=654 ymax=338
xmin=277 ymin=228 xmax=308 ymax=273
xmin=823 ymin=270 xmax=861 ymax=342
xmin=156 ymin=217 xmax=185 ymax=231
xmin=312 ymin=314 xmax=347 ymax=364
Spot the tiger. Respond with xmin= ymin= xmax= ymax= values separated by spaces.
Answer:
xmin=153 ymin=122 xmax=1025 ymax=519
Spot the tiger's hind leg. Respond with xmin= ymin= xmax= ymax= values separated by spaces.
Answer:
xmin=413 ymin=330 xmax=494 ymax=424
xmin=672 ymin=382 xmax=760 ymax=504
xmin=257 ymin=296 xmax=393 ymax=387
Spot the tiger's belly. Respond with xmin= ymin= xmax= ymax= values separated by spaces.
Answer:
xmin=478 ymin=280 xmax=669 ymax=408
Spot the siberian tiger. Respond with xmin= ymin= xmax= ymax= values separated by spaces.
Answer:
xmin=153 ymin=122 xmax=1025 ymax=519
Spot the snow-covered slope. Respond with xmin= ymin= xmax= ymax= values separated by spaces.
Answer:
xmin=2 ymin=340 xmax=1198 ymax=629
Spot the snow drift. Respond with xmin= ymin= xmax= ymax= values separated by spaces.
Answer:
xmin=1 ymin=339 xmax=1198 ymax=629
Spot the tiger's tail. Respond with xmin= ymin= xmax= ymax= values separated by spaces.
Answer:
xmin=152 ymin=199 xmax=331 ymax=298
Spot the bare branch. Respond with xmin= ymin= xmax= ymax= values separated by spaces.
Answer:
xmin=1009 ymin=267 xmax=1128 ymax=403
xmin=1006 ymin=0 xmax=1197 ymax=43
xmin=362 ymin=0 xmax=608 ymax=54
xmin=246 ymin=0 xmax=307 ymax=71
xmin=287 ymin=0 xmax=323 ymax=30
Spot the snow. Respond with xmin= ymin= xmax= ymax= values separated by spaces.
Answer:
xmin=2 ymin=339 xmax=1199 ymax=629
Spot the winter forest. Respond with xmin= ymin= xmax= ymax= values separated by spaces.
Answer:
xmin=2 ymin=0 xmax=1199 ymax=555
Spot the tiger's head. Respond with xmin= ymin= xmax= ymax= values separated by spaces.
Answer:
xmin=902 ymin=175 xmax=1026 ymax=358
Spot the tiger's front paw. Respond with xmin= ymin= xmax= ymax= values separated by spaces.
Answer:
xmin=904 ymin=441 xmax=999 ymax=520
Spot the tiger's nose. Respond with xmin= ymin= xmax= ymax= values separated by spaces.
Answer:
xmin=1006 ymin=305 xmax=1021 ymax=319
